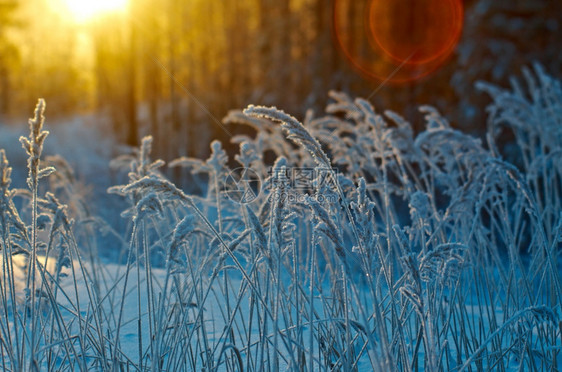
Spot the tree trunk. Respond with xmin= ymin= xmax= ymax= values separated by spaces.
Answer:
xmin=126 ymin=11 xmax=139 ymax=147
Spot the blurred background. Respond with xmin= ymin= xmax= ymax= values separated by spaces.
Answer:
xmin=0 ymin=0 xmax=560 ymax=164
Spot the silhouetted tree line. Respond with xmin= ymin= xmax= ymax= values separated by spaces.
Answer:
xmin=0 ymin=0 xmax=560 ymax=164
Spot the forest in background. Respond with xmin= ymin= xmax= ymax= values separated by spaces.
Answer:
xmin=0 ymin=0 xmax=560 ymax=164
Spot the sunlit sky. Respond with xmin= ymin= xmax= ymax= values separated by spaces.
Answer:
xmin=60 ymin=0 xmax=128 ymax=23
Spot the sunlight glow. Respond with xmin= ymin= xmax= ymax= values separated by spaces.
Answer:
xmin=62 ymin=0 xmax=128 ymax=22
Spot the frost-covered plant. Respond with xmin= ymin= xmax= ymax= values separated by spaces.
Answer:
xmin=18 ymin=99 xmax=58 ymax=366
xmin=2 ymin=66 xmax=561 ymax=371
xmin=202 ymin=76 xmax=562 ymax=370
xmin=1 ymin=101 xmax=111 ymax=371
xmin=478 ymin=63 xmax=562 ymax=246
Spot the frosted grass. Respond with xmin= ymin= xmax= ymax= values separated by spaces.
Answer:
xmin=0 ymin=66 xmax=561 ymax=371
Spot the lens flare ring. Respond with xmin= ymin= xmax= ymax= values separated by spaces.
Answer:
xmin=333 ymin=0 xmax=463 ymax=83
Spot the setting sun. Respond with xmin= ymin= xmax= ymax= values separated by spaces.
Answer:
xmin=62 ymin=0 xmax=128 ymax=22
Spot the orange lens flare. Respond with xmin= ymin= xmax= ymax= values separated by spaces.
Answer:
xmin=334 ymin=0 xmax=464 ymax=83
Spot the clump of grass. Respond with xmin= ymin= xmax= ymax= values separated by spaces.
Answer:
xmin=1 ymin=66 xmax=561 ymax=371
